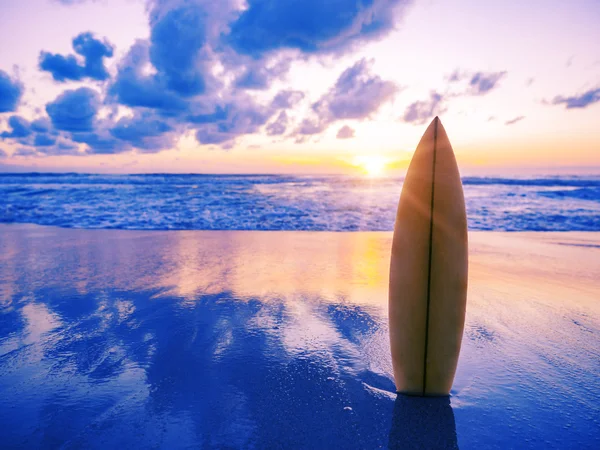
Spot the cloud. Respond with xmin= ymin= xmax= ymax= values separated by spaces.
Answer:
xmin=196 ymin=128 xmax=233 ymax=145
xmin=0 ymin=70 xmax=23 ymax=113
xmin=336 ymin=125 xmax=355 ymax=139
xmin=0 ymin=115 xmax=62 ymax=154
xmin=110 ymin=113 xmax=176 ymax=152
xmin=38 ymin=54 xmax=82 ymax=82
xmin=505 ymin=115 xmax=525 ymax=125
xmin=271 ymin=90 xmax=305 ymax=109
xmin=194 ymin=96 xmax=274 ymax=145
xmin=36 ymin=140 xmax=80 ymax=156
xmin=1 ymin=116 xmax=32 ymax=138
xmin=402 ymin=91 xmax=445 ymax=124
xmin=0 ymin=148 xmax=6 ymax=158
xmin=31 ymin=118 xmax=52 ymax=133
xmin=149 ymin=5 xmax=208 ymax=96
xmin=226 ymin=0 xmax=410 ymax=57
xmin=72 ymin=132 xmax=130 ymax=154
xmin=320 ymin=59 xmax=399 ymax=119
xmin=265 ymin=111 xmax=288 ymax=136
xmin=187 ymin=105 xmax=229 ymax=124
xmin=551 ymin=88 xmax=600 ymax=109
xmin=234 ymin=58 xmax=291 ymax=90
xmin=108 ymin=0 xmax=220 ymax=112
xmin=398 ymin=69 xmax=506 ymax=125
xmin=108 ymin=41 xmax=189 ymax=114
xmin=39 ymin=32 xmax=114 ymax=82
xmin=297 ymin=119 xmax=326 ymax=136
xmin=46 ymin=87 xmax=100 ymax=132
xmin=298 ymin=58 xmax=398 ymax=135
xmin=467 ymin=71 xmax=506 ymax=95
xmin=448 ymin=69 xmax=506 ymax=95
xmin=39 ymin=0 xmax=409 ymax=153
xmin=13 ymin=147 xmax=38 ymax=157
xmin=34 ymin=133 xmax=57 ymax=147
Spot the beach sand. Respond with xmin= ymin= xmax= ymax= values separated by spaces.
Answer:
xmin=0 ymin=224 xmax=598 ymax=448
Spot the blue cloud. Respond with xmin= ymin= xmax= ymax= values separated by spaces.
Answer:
xmin=72 ymin=132 xmax=130 ymax=154
xmin=110 ymin=72 xmax=188 ymax=114
xmin=271 ymin=90 xmax=305 ymax=109
xmin=196 ymin=128 xmax=234 ymax=145
xmin=99 ymin=2 xmax=408 ymax=150
xmin=215 ymin=105 xmax=269 ymax=135
xmin=552 ymin=88 xmax=600 ymax=109
xmin=46 ymin=87 xmax=100 ymax=132
xmin=110 ymin=113 xmax=175 ymax=152
xmin=336 ymin=125 xmax=355 ymax=139
xmin=109 ymin=41 xmax=189 ymax=114
xmin=447 ymin=69 xmax=506 ymax=96
xmin=402 ymin=92 xmax=445 ymax=124
xmin=108 ymin=1 xmax=216 ymax=112
xmin=227 ymin=0 xmax=408 ymax=57
xmin=320 ymin=59 xmax=398 ymax=119
xmin=73 ymin=32 xmax=114 ymax=80
xmin=298 ymin=58 xmax=398 ymax=134
xmin=297 ymin=119 xmax=326 ymax=136
xmin=39 ymin=53 xmax=82 ymax=82
xmin=13 ymin=147 xmax=38 ymax=157
xmin=187 ymin=105 xmax=229 ymax=124
xmin=39 ymin=32 xmax=114 ymax=82
xmin=234 ymin=67 xmax=273 ymax=90
xmin=265 ymin=111 xmax=288 ymax=135
xmin=1 ymin=116 xmax=32 ymax=138
xmin=149 ymin=5 xmax=207 ymax=96
xmin=468 ymin=71 xmax=506 ymax=95
xmin=0 ymin=70 xmax=23 ymax=113
xmin=31 ymin=118 xmax=52 ymax=133
xmin=35 ymin=140 xmax=80 ymax=156
xmin=194 ymin=97 xmax=274 ymax=145
xmin=34 ymin=133 xmax=57 ymax=147
xmin=0 ymin=148 xmax=6 ymax=158
xmin=234 ymin=58 xmax=291 ymax=90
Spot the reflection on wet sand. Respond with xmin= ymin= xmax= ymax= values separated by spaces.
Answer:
xmin=0 ymin=225 xmax=396 ymax=448
xmin=157 ymin=230 xmax=390 ymax=305
xmin=1 ymin=226 xmax=599 ymax=448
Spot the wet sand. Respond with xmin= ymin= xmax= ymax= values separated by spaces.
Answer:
xmin=0 ymin=225 xmax=598 ymax=448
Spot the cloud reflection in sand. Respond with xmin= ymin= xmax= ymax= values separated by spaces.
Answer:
xmin=0 ymin=226 xmax=400 ymax=448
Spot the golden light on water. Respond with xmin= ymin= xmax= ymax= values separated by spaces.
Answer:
xmin=353 ymin=155 xmax=388 ymax=177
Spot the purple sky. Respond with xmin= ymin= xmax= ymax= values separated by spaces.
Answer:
xmin=0 ymin=0 xmax=599 ymax=174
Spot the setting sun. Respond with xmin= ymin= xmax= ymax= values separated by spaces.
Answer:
xmin=353 ymin=156 xmax=388 ymax=177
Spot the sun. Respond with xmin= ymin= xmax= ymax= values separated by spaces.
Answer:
xmin=353 ymin=155 xmax=387 ymax=177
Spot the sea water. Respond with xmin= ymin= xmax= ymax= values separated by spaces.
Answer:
xmin=1 ymin=173 xmax=599 ymax=231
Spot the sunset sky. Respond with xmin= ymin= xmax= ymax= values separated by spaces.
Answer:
xmin=0 ymin=0 xmax=598 ymax=175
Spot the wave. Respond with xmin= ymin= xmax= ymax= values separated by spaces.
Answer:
xmin=1 ymin=174 xmax=599 ymax=231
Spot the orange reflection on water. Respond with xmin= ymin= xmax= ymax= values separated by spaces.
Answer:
xmin=155 ymin=231 xmax=391 ymax=308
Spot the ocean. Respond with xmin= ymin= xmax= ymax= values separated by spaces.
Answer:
xmin=1 ymin=173 xmax=599 ymax=231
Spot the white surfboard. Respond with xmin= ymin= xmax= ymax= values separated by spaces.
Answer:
xmin=389 ymin=116 xmax=468 ymax=396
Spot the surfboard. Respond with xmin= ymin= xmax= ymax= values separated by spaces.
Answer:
xmin=389 ymin=116 xmax=468 ymax=396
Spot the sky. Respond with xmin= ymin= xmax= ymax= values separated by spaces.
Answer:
xmin=0 ymin=0 xmax=599 ymax=175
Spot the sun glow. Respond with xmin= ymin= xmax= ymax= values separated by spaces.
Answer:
xmin=353 ymin=156 xmax=388 ymax=177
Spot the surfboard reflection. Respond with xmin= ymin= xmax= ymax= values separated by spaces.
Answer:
xmin=388 ymin=395 xmax=458 ymax=449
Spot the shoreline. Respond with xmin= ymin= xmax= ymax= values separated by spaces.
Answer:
xmin=2 ymin=222 xmax=600 ymax=233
